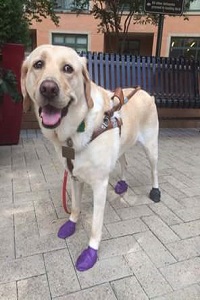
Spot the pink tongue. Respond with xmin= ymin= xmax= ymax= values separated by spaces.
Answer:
xmin=40 ymin=105 xmax=61 ymax=126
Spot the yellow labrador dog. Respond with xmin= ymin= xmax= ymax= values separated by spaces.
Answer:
xmin=21 ymin=45 xmax=161 ymax=271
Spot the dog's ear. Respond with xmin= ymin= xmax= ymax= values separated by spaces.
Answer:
xmin=81 ymin=57 xmax=94 ymax=109
xmin=21 ymin=59 xmax=32 ymax=112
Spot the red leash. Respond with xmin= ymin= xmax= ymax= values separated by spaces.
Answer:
xmin=62 ymin=170 xmax=71 ymax=214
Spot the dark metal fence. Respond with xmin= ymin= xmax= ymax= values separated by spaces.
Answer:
xmin=80 ymin=52 xmax=200 ymax=108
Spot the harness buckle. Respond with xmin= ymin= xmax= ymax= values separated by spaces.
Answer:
xmin=101 ymin=115 xmax=109 ymax=129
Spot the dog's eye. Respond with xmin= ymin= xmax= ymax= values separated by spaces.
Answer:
xmin=63 ymin=64 xmax=74 ymax=74
xmin=33 ymin=60 xmax=44 ymax=69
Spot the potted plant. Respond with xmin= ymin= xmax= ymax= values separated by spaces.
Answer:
xmin=0 ymin=0 xmax=28 ymax=144
xmin=0 ymin=0 xmax=59 ymax=144
xmin=0 ymin=67 xmax=22 ymax=103
xmin=0 ymin=67 xmax=22 ymax=144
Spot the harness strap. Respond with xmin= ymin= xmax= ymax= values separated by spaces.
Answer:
xmin=91 ymin=115 xmax=122 ymax=141
xmin=126 ymin=85 xmax=141 ymax=100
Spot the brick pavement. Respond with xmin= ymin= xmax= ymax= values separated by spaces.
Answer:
xmin=0 ymin=128 xmax=200 ymax=299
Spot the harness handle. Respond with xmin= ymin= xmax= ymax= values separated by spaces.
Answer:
xmin=108 ymin=86 xmax=141 ymax=117
xmin=111 ymin=87 xmax=125 ymax=111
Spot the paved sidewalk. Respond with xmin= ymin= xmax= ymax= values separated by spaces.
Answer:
xmin=0 ymin=128 xmax=200 ymax=300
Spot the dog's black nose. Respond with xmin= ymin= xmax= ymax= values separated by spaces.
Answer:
xmin=40 ymin=80 xmax=59 ymax=98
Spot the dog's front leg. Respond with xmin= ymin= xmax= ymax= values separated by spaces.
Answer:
xmin=75 ymin=178 xmax=109 ymax=271
xmin=58 ymin=176 xmax=83 ymax=239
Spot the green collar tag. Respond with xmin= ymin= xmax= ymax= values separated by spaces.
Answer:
xmin=77 ymin=121 xmax=85 ymax=132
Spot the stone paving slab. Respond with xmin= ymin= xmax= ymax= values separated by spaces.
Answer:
xmin=153 ymin=284 xmax=200 ymax=300
xmin=0 ymin=282 xmax=17 ymax=300
xmin=125 ymin=250 xmax=173 ymax=298
xmin=0 ymin=128 xmax=200 ymax=299
xmin=17 ymin=275 xmax=51 ymax=300
xmin=54 ymin=283 xmax=117 ymax=300
xmin=44 ymin=249 xmax=80 ymax=297
xmin=134 ymin=231 xmax=176 ymax=268
xmin=0 ymin=255 xmax=45 ymax=284
xmin=110 ymin=276 xmax=149 ymax=300
xmin=77 ymin=256 xmax=132 ymax=289
xmin=159 ymin=257 xmax=200 ymax=290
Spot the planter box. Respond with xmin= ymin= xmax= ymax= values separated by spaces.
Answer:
xmin=0 ymin=43 xmax=24 ymax=145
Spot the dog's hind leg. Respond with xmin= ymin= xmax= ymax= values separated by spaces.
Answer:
xmin=58 ymin=177 xmax=84 ymax=239
xmin=114 ymin=154 xmax=128 ymax=195
xmin=75 ymin=178 xmax=109 ymax=271
xmin=141 ymin=133 xmax=161 ymax=203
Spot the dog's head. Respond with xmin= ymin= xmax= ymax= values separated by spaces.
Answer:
xmin=21 ymin=45 xmax=93 ymax=129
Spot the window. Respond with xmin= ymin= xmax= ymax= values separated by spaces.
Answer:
xmin=187 ymin=0 xmax=200 ymax=12
xmin=120 ymin=39 xmax=140 ymax=55
xmin=119 ymin=1 xmax=132 ymax=12
xmin=52 ymin=33 xmax=88 ymax=52
xmin=106 ymin=1 xmax=143 ymax=13
xmin=169 ymin=37 xmax=200 ymax=60
xmin=54 ymin=0 xmax=89 ymax=11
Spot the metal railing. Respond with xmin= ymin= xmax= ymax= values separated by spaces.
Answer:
xmin=80 ymin=52 xmax=200 ymax=108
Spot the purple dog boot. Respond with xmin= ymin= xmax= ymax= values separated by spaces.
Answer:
xmin=115 ymin=180 xmax=128 ymax=195
xmin=57 ymin=220 xmax=76 ymax=239
xmin=76 ymin=246 xmax=98 ymax=271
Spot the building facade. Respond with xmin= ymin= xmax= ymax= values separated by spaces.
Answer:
xmin=22 ymin=1 xmax=200 ymax=129
xmin=29 ymin=0 xmax=200 ymax=59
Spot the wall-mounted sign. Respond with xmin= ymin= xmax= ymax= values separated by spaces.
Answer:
xmin=144 ymin=0 xmax=184 ymax=15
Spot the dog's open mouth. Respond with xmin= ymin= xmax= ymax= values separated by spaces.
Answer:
xmin=40 ymin=105 xmax=61 ymax=128
xmin=39 ymin=104 xmax=69 ymax=129
xmin=39 ymin=97 xmax=74 ymax=129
